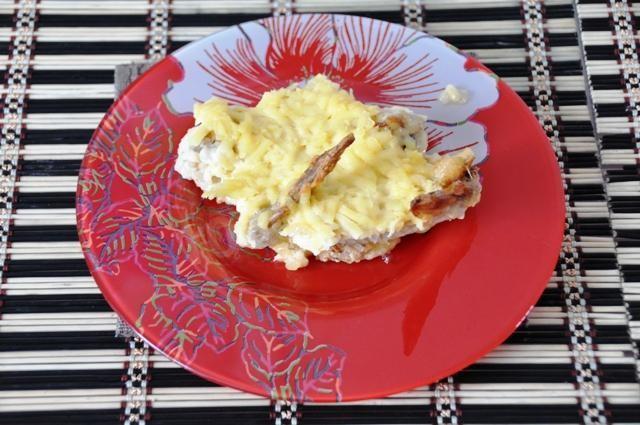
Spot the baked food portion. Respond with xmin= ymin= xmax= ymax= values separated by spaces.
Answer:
xmin=175 ymin=75 xmax=481 ymax=270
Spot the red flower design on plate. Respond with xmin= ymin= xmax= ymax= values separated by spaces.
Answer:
xmin=331 ymin=16 xmax=440 ymax=108
xmin=191 ymin=14 xmax=437 ymax=110
xmin=164 ymin=14 xmax=498 ymax=164
xmin=263 ymin=14 xmax=334 ymax=81
xmin=197 ymin=14 xmax=334 ymax=105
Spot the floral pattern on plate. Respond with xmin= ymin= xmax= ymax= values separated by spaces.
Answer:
xmin=78 ymin=93 xmax=346 ymax=401
xmin=164 ymin=14 xmax=498 ymax=163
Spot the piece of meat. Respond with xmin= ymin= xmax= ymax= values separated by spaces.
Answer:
xmin=375 ymin=109 xmax=428 ymax=151
xmin=433 ymin=148 xmax=474 ymax=187
xmin=246 ymin=134 xmax=355 ymax=247
xmin=288 ymin=133 xmax=355 ymax=202
xmin=319 ymin=169 xmax=481 ymax=265
xmin=243 ymin=205 xmax=289 ymax=249
xmin=267 ymin=205 xmax=289 ymax=228
xmin=317 ymin=238 xmax=401 ymax=264
xmin=245 ymin=215 xmax=274 ymax=249
xmin=410 ymin=168 xmax=479 ymax=220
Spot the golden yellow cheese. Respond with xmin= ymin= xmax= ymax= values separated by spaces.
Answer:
xmin=180 ymin=75 xmax=449 ymax=266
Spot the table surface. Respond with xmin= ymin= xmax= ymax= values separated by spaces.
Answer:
xmin=1 ymin=1 xmax=640 ymax=424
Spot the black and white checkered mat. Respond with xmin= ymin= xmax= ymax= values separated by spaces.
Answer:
xmin=1 ymin=1 xmax=639 ymax=424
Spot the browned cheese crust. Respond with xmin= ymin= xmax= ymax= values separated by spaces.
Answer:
xmin=410 ymin=168 xmax=479 ymax=220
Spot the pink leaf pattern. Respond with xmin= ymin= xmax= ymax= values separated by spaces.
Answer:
xmin=241 ymin=329 xmax=305 ymax=398
xmin=113 ymin=108 xmax=173 ymax=192
xmin=288 ymin=345 xmax=347 ymax=401
xmin=136 ymin=227 xmax=206 ymax=286
xmin=80 ymin=68 xmax=347 ymax=403
xmin=137 ymin=285 xmax=205 ymax=360
xmin=89 ymin=198 xmax=144 ymax=274
xmin=77 ymin=98 xmax=139 ymax=226
xmin=228 ymin=285 xmax=309 ymax=335
xmin=164 ymin=172 xmax=205 ymax=225
xmin=137 ymin=276 xmax=239 ymax=360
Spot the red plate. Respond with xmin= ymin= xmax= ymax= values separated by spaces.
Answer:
xmin=77 ymin=14 xmax=564 ymax=402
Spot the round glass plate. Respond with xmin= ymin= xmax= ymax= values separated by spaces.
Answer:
xmin=77 ymin=14 xmax=565 ymax=402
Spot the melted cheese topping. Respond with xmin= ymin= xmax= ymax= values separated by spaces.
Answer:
xmin=177 ymin=75 xmax=444 ymax=264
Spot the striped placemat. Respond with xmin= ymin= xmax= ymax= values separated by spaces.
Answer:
xmin=1 ymin=0 xmax=639 ymax=424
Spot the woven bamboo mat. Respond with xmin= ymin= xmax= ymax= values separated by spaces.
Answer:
xmin=1 ymin=0 xmax=640 ymax=424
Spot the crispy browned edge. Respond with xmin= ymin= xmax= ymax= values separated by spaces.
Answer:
xmin=318 ymin=167 xmax=481 ymax=263
xmin=410 ymin=167 xmax=480 ymax=219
